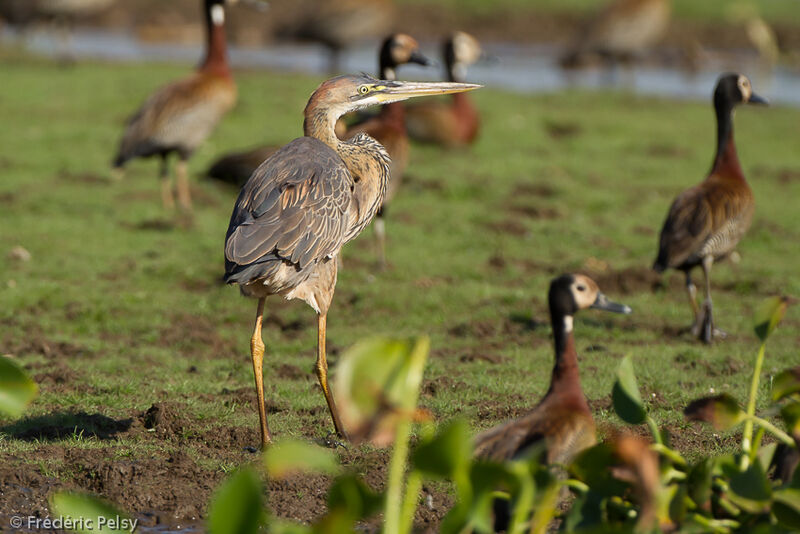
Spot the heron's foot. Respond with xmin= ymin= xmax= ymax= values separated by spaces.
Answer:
xmin=698 ymin=303 xmax=726 ymax=344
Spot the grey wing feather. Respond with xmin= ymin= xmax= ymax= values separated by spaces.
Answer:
xmin=224 ymin=137 xmax=353 ymax=285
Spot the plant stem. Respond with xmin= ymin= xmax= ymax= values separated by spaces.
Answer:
xmin=646 ymin=416 xmax=664 ymax=445
xmin=384 ymin=419 xmax=412 ymax=534
xmin=741 ymin=342 xmax=767 ymax=469
xmin=397 ymin=471 xmax=422 ymax=534
xmin=748 ymin=415 xmax=795 ymax=446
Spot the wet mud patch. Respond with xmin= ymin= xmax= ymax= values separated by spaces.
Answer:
xmin=543 ymin=119 xmax=582 ymax=140
xmin=472 ymin=394 xmax=529 ymax=422
xmin=3 ymin=330 xmax=95 ymax=360
xmin=508 ymin=203 xmax=561 ymax=220
xmin=1 ymin=411 xmax=133 ymax=441
xmin=57 ymin=170 xmax=110 ymax=184
xmin=275 ymin=363 xmax=307 ymax=380
xmin=510 ymin=182 xmax=558 ymax=198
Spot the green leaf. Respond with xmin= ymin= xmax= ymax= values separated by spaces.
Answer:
xmin=570 ymin=443 xmax=629 ymax=496
xmin=687 ymin=458 xmax=714 ymax=509
xmin=49 ymin=492 xmax=133 ymax=533
xmin=612 ymin=355 xmax=646 ymax=425
xmin=207 ymin=467 xmax=265 ymax=534
xmin=754 ymin=296 xmax=791 ymax=342
xmin=781 ymin=402 xmax=800 ymax=437
xmin=411 ymin=419 xmax=471 ymax=480
xmin=684 ymin=394 xmax=745 ymax=431
xmin=333 ymin=336 xmax=429 ymax=446
xmin=773 ymin=368 xmax=800 ymax=401
xmin=726 ymin=460 xmax=772 ymax=514
xmin=0 ymin=354 xmax=38 ymax=418
xmin=263 ymin=439 xmax=340 ymax=480
xmin=327 ymin=474 xmax=382 ymax=521
xmin=774 ymin=488 xmax=800 ymax=529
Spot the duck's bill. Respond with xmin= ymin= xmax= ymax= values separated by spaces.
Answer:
xmin=409 ymin=51 xmax=435 ymax=67
xmin=748 ymin=92 xmax=768 ymax=105
xmin=374 ymin=81 xmax=482 ymax=103
xmin=591 ymin=292 xmax=632 ymax=314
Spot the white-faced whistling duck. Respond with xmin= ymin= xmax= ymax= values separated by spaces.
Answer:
xmin=405 ymin=31 xmax=483 ymax=147
xmin=283 ymin=0 xmax=393 ymax=74
xmin=223 ymin=74 xmax=480 ymax=449
xmin=473 ymin=274 xmax=631 ymax=530
xmin=341 ymin=33 xmax=432 ymax=269
xmin=474 ymin=274 xmax=631 ymax=463
xmin=653 ymin=73 xmax=767 ymax=344
xmin=111 ymin=0 xmax=238 ymax=211
xmin=560 ymin=0 xmax=670 ymax=68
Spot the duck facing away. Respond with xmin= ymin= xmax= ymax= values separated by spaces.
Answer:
xmin=405 ymin=31 xmax=483 ymax=147
xmin=560 ymin=0 xmax=671 ymax=68
xmin=474 ymin=274 xmax=631 ymax=530
xmin=112 ymin=0 xmax=238 ymax=211
xmin=223 ymin=74 xmax=480 ymax=449
xmin=653 ymin=73 xmax=767 ymax=344
xmin=341 ymin=33 xmax=431 ymax=268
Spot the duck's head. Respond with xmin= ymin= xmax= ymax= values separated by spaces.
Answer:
xmin=549 ymin=274 xmax=632 ymax=327
xmin=380 ymin=33 xmax=432 ymax=79
xmin=444 ymin=31 xmax=484 ymax=81
xmin=715 ymin=73 xmax=768 ymax=109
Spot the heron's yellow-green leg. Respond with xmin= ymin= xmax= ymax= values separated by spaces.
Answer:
xmin=316 ymin=313 xmax=349 ymax=440
xmin=251 ymin=297 xmax=271 ymax=449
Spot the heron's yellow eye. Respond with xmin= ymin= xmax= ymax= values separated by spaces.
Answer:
xmin=358 ymin=85 xmax=371 ymax=95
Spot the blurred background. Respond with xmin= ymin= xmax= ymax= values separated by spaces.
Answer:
xmin=1 ymin=0 xmax=799 ymax=104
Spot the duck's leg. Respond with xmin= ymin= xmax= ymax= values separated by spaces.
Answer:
xmin=685 ymin=271 xmax=701 ymax=337
xmin=159 ymin=155 xmax=175 ymax=210
xmin=316 ymin=313 xmax=349 ymax=440
xmin=250 ymin=298 xmax=271 ymax=449
xmin=374 ymin=208 xmax=387 ymax=271
xmin=699 ymin=256 xmax=726 ymax=343
xmin=176 ymin=158 xmax=192 ymax=211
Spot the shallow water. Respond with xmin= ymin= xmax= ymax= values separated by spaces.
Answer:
xmin=3 ymin=27 xmax=800 ymax=107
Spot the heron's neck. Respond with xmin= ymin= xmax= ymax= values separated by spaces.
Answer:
xmin=201 ymin=3 xmax=230 ymax=77
xmin=303 ymin=105 xmax=345 ymax=151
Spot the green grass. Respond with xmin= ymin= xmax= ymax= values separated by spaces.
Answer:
xmin=397 ymin=0 xmax=800 ymax=24
xmin=1 ymin=57 xmax=799 ymax=478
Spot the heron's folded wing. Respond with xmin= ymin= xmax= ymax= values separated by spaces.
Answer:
xmin=225 ymin=137 xmax=353 ymax=273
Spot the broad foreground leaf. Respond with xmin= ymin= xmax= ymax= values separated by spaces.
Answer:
xmin=754 ymin=296 xmax=792 ymax=342
xmin=208 ymin=467 xmax=265 ymax=534
xmin=263 ymin=439 xmax=339 ymax=480
xmin=684 ymin=394 xmax=745 ymax=431
xmin=612 ymin=355 xmax=646 ymax=425
xmin=0 ymin=354 xmax=38 ymax=418
xmin=50 ymin=492 xmax=133 ymax=533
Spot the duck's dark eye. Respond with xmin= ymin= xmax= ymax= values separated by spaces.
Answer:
xmin=577 ymin=285 xmax=586 ymax=292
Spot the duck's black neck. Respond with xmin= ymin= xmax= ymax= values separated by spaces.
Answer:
xmin=548 ymin=312 xmax=581 ymax=392
xmin=201 ymin=1 xmax=230 ymax=76
xmin=711 ymin=96 xmax=742 ymax=176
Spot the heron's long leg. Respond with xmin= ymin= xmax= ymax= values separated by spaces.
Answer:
xmin=176 ymin=158 xmax=192 ymax=211
xmin=685 ymin=271 xmax=700 ymax=336
xmin=316 ymin=313 xmax=349 ymax=439
xmin=159 ymin=155 xmax=175 ymax=210
xmin=374 ymin=209 xmax=387 ymax=270
xmin=251 ymin=298 xmax=271 ymax=448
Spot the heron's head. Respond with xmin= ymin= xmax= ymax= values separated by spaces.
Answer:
xmin=444 ymin=31 xmax=485 ymax=81
xmin=715 ymin=73 xmax=768 ymax=109
xmin=549 ymin=274 xmax=632 ymax=320
xmin=380 ymin=33 xmax=432 ymax=76
xmin=305 ymin=74 xmax=481 ymax=120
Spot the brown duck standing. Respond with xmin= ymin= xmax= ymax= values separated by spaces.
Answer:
xmin=405 ymin=31 xmax=483 ymax=147
xmin=653 ymin=73 xmax=767 ymax=343
xmin=223 ymin=74 xmax=480 ymax=449
xmin=560 ymin=0 xmax=671 ymax=68
xmin=474 ymin=274 xmax=631 ymax=530
xmin=342 ymin=33 xmax=432 ymax=268
xmin=111 ymin=0 xmax=238 ymax=211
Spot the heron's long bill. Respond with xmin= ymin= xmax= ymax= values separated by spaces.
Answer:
xmin=374 ymin=81 xmax=482 ymax=103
